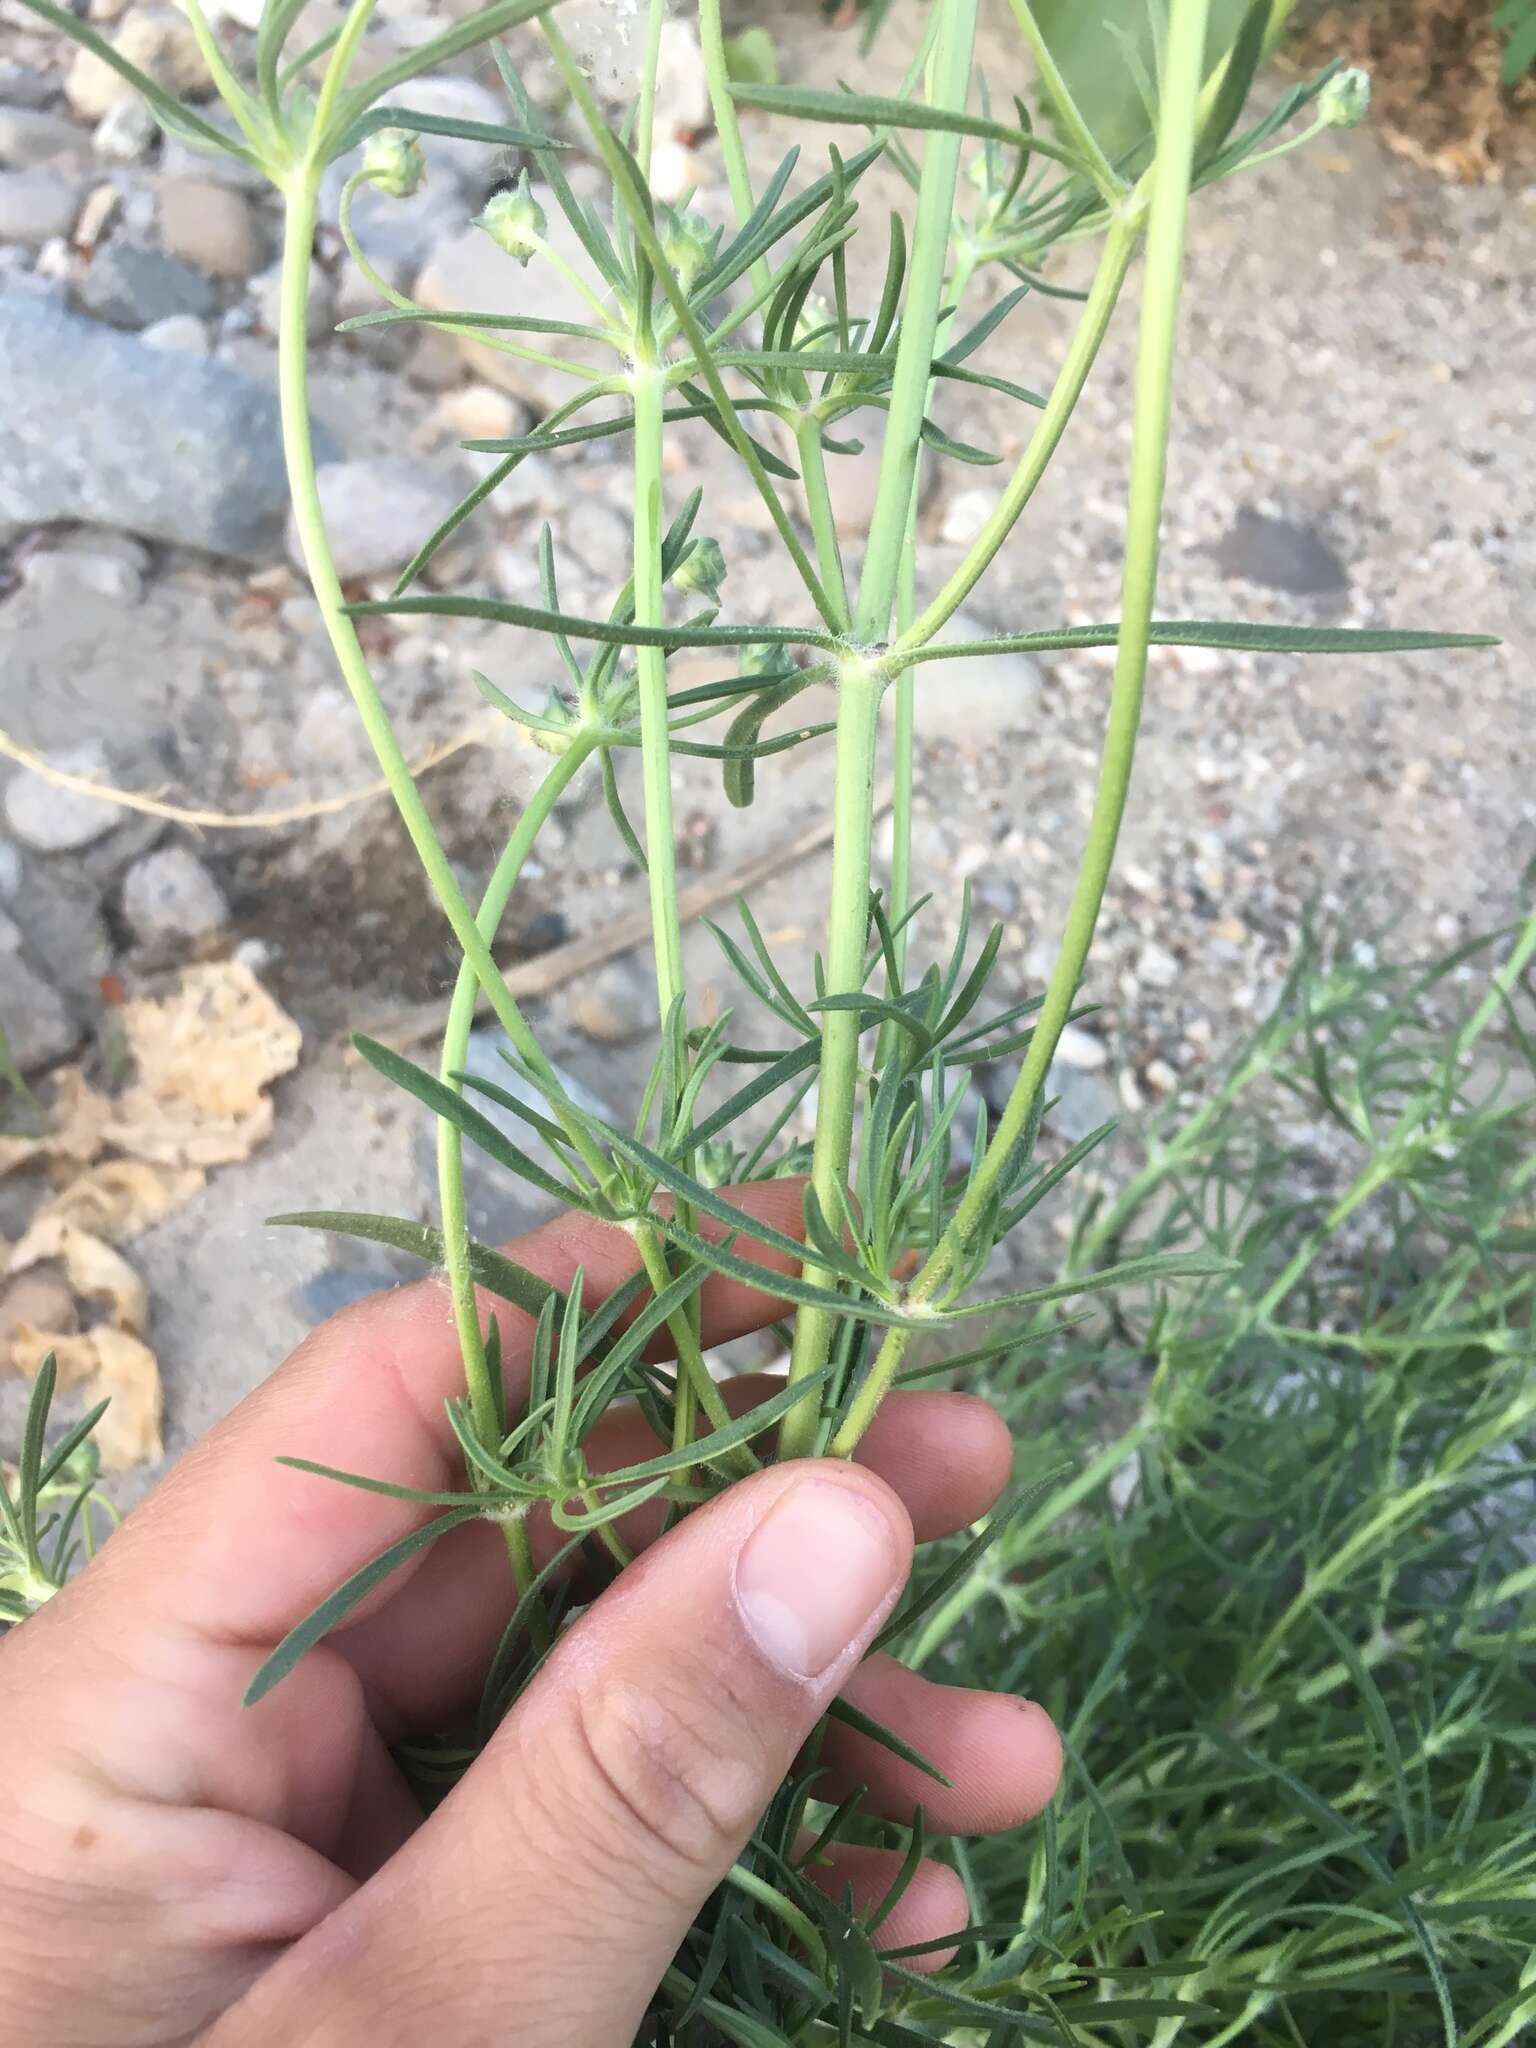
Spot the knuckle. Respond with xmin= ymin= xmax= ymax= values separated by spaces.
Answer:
xmin=566 ymin=1664 xmax=771 ymax=1879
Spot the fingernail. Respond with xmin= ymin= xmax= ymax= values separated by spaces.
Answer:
xmin=734 ymin=1480 xmax=902 ymax=1681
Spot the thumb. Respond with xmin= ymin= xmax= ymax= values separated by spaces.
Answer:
xmin=216 ymin=1462 xmax=913 ymax=2048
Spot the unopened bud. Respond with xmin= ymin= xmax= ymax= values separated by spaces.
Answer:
xmin=529 ymin=690 xmax=580 ymax=754
xmin=741 ymin=642 xmax=795 ymax=680
xmin=362 ymin=126 xmax=426 ymax=199
xmin=1319 ymin=68 xmax=1370 ymax=129
xmin=661 ymin=205 xmax=718 ymax=293
xmin=476 ymin=171 xmax=547 ymax=264
xmin=675 ymin=535 xmax=726 ymax=603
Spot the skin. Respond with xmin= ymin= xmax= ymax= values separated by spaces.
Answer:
xmin=0 ymin=1180 xmax=1061 ymax=2047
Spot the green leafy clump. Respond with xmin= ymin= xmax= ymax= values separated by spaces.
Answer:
xmin=6 ymin=0 xmax=1523 ymax=2037
xmin=889 ymin=918 xmax=1536 ymax=2045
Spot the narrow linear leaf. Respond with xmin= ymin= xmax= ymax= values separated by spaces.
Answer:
xmin=351 ymin=593 xmax=837 ymax=652
xmin=729 ymin=82 xmax=1090 ymax=175
xmin=598 ymin=1372 xmax=830 ymax=1486
xmin=244 ymin=1508 xmax=481 ymax=1706
xmin=353 ymin=1037 xmax=588 ymax=1210
xmin=267 ymin=1208 xmax=559 ymax=1320
xmin=824 ymin=1697 xmax=953 ymax=1788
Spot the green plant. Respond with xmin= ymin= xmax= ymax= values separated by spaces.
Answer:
xmin=8 ymin=0 xmax=1506 ymax=2035
xmin=900 ymin=912 xmax=1536 ymax=2044
xmin=1495 ymin=0 xmax=1536 ymax=82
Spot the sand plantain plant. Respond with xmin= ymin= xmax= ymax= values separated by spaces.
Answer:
xmin=9 ymin=0 xmax=1508 ymax=2035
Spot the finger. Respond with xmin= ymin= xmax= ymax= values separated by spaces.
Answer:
xmin=15 ymin=1184 xmax=812 ymax=1854
xmin=802 ymin=1842 xmax=970 ymax=1972
xmin=336 ymin=1386 xmax=1013 ymax=1728
xmin=819 ymin=1655 xmax=1063 ymax=1834
xmin=212 ymin=1464 xmax=914 ymax=2048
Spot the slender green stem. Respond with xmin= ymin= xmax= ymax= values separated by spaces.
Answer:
xmin=834 ymin=0 xmax=1212 ymax=1456
xmin=1005 ymin=0 xmax=1125 ymax=205
xmin=886 ymin=237 xmax=976 ymax=1000
xmin=780 ymin=0 xmax=979 ymax=1453
xmin=1242 ymin=1381 xmax=1536 ymax=1688
xmin=436 ymin=734 xmax=597 ymax=1621
xmin=697 ymin=0 xmax=770 ymax=301
xmin=338 ymin=169 xmax=412 ymax=307
xmin=179 ymin=0 xmax=269 ymax=157
xmin=635 ymin=0 xmax=666 ymax=180
xmin=280 ymin=172 xmax=591 ymax=1624
xmin=795 ymin=416 xmax=851 ymax=630
xmin=891 ymin=213 xmax=1138 ymax=663
xmin=779 ymin=672 xmax=885 ymax=1460
xmin=631 ymin=357 xmax=685 ymax=1021
xmin=852 ymin=4 xmax=979 ymax=652
xmin=634 ymin=1227 xmax=742 ymax=1447
xmin=528 ymin=232 xmax=626 ymax=331
xmin=311 ymin=0 xmax=378 ymax=149
xmin=278 ymin=179 xmax=551 ymax=1081
xmin=540 ymin=16 xmax=843 ymax=634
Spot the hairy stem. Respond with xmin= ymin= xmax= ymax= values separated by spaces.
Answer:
xmin=1005 ymin=0 xmax=1125 ymax=204
xmin=631 ymin=361 xmax=686 ymax=1020
xmin=796 ymin=416 xmax=851 ymax=631
xmin=635 ymin=0 xmax=666 ymax=180
xmin=891 ymin=215 xmax=1138 ymax=664
xmin=697 ymin=0 xmax=770 ymax=301
xmin=436 ymin=734 xmax=598 ymax=1622
xmin=780 ymin=0 xmax=980 ymax=1454
xmin=835 ymin=0 xmax=1212 ymax=1455
xmin=886 ymin=236 xmax=977 ymax=999
xmin=277 ymin=178 xmax=550 ymax=1083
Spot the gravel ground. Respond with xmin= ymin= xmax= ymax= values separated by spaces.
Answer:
xmin=1 ymin=0 xmax=1532 ymax=1494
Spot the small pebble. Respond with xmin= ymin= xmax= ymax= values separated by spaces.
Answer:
xmin=0 ymin=1265 xmax=79 ymax=1347
xmin=121 ymin=844 xmax=229 ymax=945
xmin=1054 ymin=1023 xmax=1109 ymax=1071
xmin=569 ymin=956 xmax=660 ymax=1045
xmin=1137 ymin=942 xmax=1180 ymax=989
xmin=139 ymin=309 xmax=211 ymax=352
xmin=939 ymin=486 xmax=999 ymax=547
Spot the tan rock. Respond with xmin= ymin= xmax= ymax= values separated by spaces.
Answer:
xmin=157 ymin=174 xmax=267 ymax=280
xmin=66 ymin=5 xmax=210 ymax=121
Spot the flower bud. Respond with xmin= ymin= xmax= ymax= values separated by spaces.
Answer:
xmin=1319 ymin=68 xmax=1370 ymax=130
xmin=54 ymin=1435 xmax=101 ymax=1486
xmin=741 ymin=642 xmax=796 ymax=681
xmin=475 ymin=171 xmax=547 ymax=265
xmin=529 ymin=689 xmax=581 ymax=754
xmin=661 ymin=205 xmax=718 ymax=293
xmin=674 ymin=535 xmax=726 ymax=603
xmin=362 ymin=126 xmax=426 ymax=199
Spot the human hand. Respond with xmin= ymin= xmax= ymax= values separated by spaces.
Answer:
xmin=0 ymin=1181 xmax=1061 ymax=2047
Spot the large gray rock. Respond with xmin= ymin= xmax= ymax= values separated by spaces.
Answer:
xmin=77 ymin=236 xmax=218 ymax=329
xmin=0 ymin=294 xmax=317 ymax=558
